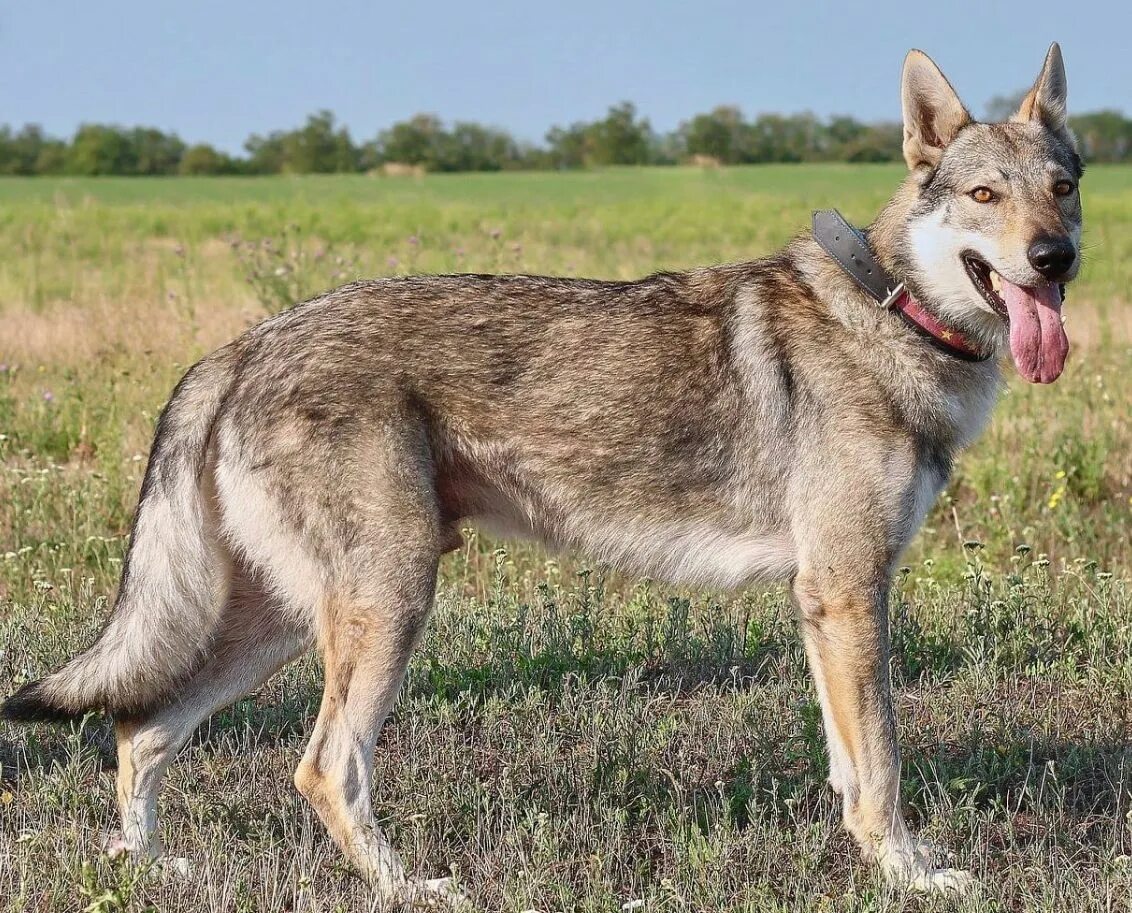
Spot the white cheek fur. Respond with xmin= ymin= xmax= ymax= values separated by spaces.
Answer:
xmin=907 ymin=209 xmax=1000 ymax=319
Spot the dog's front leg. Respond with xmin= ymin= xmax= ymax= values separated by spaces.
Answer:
xmin=792 ymin=568 xmax=971 ymax=894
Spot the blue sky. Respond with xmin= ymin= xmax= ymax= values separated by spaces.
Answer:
xmin=3 ymin=1 xmax=1129 ymax=153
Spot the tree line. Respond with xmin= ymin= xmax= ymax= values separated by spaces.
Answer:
xmin=2 ymin=102 xmax=1130 ymax=176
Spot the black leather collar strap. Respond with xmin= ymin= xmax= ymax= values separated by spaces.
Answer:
xmin=811 ymin=209 xmax=902 ymax=306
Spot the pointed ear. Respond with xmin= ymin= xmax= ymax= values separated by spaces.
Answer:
xmin=1014 ymin=43 xmax=1073 ymax=143
xmin=901 ymin=49 xmax=972 ymax=170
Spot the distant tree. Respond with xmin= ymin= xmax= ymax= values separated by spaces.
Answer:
xmin=647 ymin=129 xmax=683 ymax=166
xmin=435 ymin=122 xmax=522 ymax=171
xmin=130 ymin=127 xmax=186 ymax=175
xmin=179 ymin=143 xmax=238 ymax=175
xmin=747 ymin=112 xmax=823 ymax=162
xmin=823 ymin=115 xmax=868 ymax=158
xmin=244 ymin=130 xmax=287 ymax=174
xmin=588 ymin=102 xmax=651 ymax=165
xmin=280 ymin=110 xmax=358 ymax=173
xmin=0 ymin=126 xmax=13 ymax=173
xmin=2 ymin=100 xmax=1128 ymax=177
xmin=35 ymin=138 xmax=68 ymax=174
xmin=681 ymin=106 xmax=746 ymax=163
xmin=545 ymin=122 xmax=589 ymax=169
xmin=242 ymin=112 xmax=358 ymax=174
xmin=841 ymin=122 xmax=903 ymax=163
xmin=67 ymin=124 xmax=138 ymax=175
xmin=368 ymin=115 xmax=525 ymax=172
xmin=375 ymin=113 xmax=446 ymax=167
xmin=544 ymin=103 xmax=652 ymax=168
xmin=514 ymin=141 xmax=552 ymax=170
xmin=1069 ymin=110 xmax=1132 ymax=162
xmin=355 ymin=138 xmax=382 ymax=172
xmin=0 ymin=124 xmax=64 ymax=174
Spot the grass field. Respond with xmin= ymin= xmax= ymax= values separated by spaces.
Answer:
xmin=0 ymin=165 xmax=1130 ymax=912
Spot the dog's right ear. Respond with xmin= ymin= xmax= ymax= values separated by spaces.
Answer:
xmin=901 ymin=50 xmax=972 ymax=171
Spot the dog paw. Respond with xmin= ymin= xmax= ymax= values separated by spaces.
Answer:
xmin=103 ymin=835 xmax=190 ymax=879
xmin=161 ymin=856 xmax=196 ymax=880
xmin=907 ymin=865 xmax=975 ymax=894
xmin=879 ymin=839 xmax=975 ymax=895
xmin=103 ymin=834 xmax=160 ymax=862
xmin=400 ymin=876 xmax=471 ymax=908
xmin=104 ymin=836 xmax=131 ymax=860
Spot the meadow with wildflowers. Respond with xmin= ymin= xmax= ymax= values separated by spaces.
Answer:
xmin=0 ymin=166 xmax=1130 ymax=912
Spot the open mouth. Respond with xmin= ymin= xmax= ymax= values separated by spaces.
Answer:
xmin=962 ymin=252 xmax=1010 ymax=318
xmin=959 ymin=250 xmax=1069 ymax=384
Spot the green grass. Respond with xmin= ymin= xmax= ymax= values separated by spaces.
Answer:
xmin=1 ymin=166 xmax=1131 ymax=911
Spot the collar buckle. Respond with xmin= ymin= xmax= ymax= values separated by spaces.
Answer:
xmin=879 ymin=282 xmax=906 ymax=310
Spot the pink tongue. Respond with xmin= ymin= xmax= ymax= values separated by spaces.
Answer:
xmin=1001 ymin=279 xmax=1069 ymax=383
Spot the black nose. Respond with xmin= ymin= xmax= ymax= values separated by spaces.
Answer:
xmin=1027 ymin=236 xmax=1076 ymax=280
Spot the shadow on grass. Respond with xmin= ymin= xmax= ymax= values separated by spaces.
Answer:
xmin=607 ymin=730 xmax=1132 ymax=852
xmin=908 ymin=734 xmax=1132 ymax=821
xmin=4 ymin=680 xmax=1127 ymax=851
xmin=0 ymin=718 xmax=113 ymax=790
xmin=410 ymin=635 xmax=790 ymax=705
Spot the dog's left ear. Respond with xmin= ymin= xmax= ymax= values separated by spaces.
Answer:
xmin=901 ymin=50 xmax=972 ymax=170
xmin=1013 ymin=43 xmax=1074 ymax=145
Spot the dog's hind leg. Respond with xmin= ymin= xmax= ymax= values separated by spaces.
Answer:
xmin=111 ymin=564 xmax=310 ymax=860
xmin=288 ymin=486 xmax=456 ymax=902
xmin=294 ymin=558 xmax=450 ymax=902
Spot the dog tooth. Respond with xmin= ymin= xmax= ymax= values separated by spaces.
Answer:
xmin=989 ymin=271 xmax=1002 ymax=293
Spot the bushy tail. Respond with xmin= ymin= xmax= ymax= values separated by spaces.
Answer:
xmin=2 ymin=347 xmax=240 ymax=723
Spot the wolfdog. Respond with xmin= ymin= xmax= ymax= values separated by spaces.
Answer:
xmin=3 ymin=45 xmax=1082 ymax=901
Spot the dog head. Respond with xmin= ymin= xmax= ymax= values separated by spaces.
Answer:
xmin=894 ymin=44 xmax=1082 ymax=383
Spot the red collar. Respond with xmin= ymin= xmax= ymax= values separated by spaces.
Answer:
xmin=892 ymin=290 xmax=992 ymax=362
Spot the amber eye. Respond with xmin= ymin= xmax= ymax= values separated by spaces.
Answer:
xmin=1054 ymin=180 xmax=1075 ymax=196
xmin=970 ymin=187 xmax=995 ymax=203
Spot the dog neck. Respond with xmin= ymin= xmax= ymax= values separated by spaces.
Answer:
xmin=784 ymin=227 xmax=1002 ymax=457
xmin=812 ymin=208 xmax=991 ymax=362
